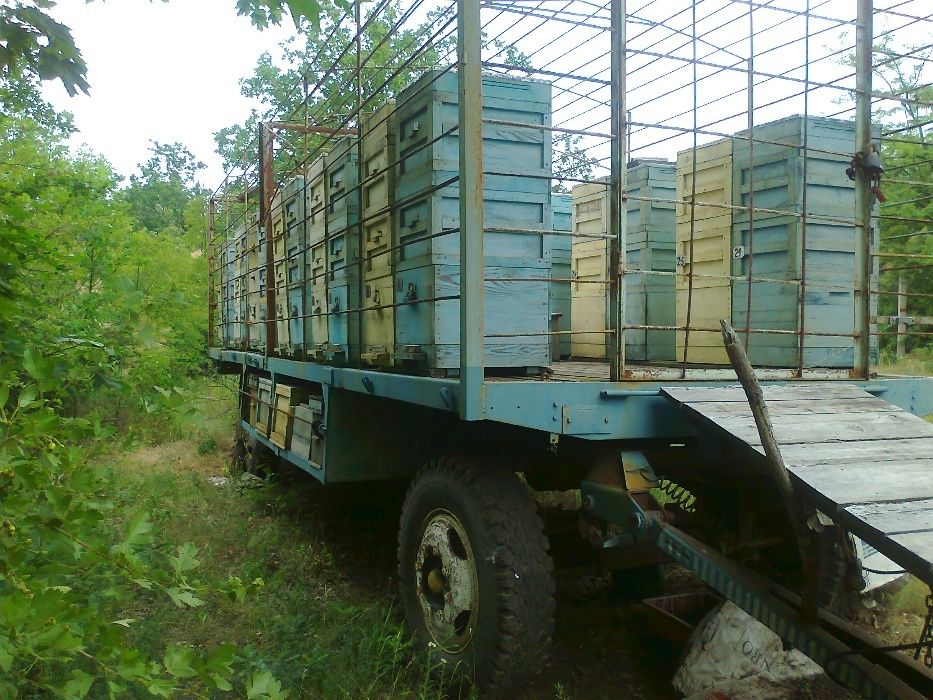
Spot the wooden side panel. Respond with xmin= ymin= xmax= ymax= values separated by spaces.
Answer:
xmin=394 ymin=264 xmax=550 ymax=369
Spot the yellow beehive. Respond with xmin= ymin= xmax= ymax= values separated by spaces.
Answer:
xmin=570 ymin=182 xmax=609 ymax=358
xmin=270 ymin=383 xmax=310 ymax=449
xmin=675 ymin=139 xmax=733 ymax=364
xmin=360 ymin=101 xmax=397 ymax=365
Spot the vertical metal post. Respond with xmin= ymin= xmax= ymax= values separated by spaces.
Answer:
xmin=458 ymin=0 xmax=484 ymax=420
xmin=354 ymin=0 xmax=364 ymax=367
xmin=854 ymin=0 xmax=873 ymax=377
xmin=260 ymin=122 xmax=278 ymax=353
xmin=609 ymin=0 xmax=627 ymax=381
xmin=897 ymin=275 xmax=907 ymax=359
xmin=207 ymin=197 xmax=217 ymax=349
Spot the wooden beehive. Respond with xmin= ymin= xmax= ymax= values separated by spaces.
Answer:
xmin=393 ymin=264 xmax=549 ymax=371
xmin=361 ymin=101 xmax=397 ymax=366
xmin=550 ymin=192 xmax=572 ymax=359
xmin=290 ymin=398 xmax=324 ymax=467
xmin=389 ymin=70 xmax=553 ymax=372
xmin=570 ymin=161 xmax=677 ymax=362
xmin=394 ymin=70 xmax=552 ymax=270
xmin=675 ymin=138 xmax=734 ymax=365
xmin=270 ymin=383 xmax=310 ymax=450
xmin=253 ymin=377 xmax=273 ymax=435
xmin=730 ymin=116 xmax=877 ymax=367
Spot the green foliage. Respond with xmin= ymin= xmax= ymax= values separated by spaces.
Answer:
xmin=215 ymin=2 xmax=442 ymax=171
xmin=869 ymin=40 xmax=932 ymax=353
xmin=0 ymin=74 xmax=268 ymax=695
xmin=0 ymin=1 xmax=88 ymax=96
xmin=120 ymin=141 xmax=206 ymax=233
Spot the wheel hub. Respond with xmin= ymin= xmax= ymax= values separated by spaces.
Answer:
xmin=415 ymin=510 xmax=478 ymax=652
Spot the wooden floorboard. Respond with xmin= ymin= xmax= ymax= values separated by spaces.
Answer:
xmin=751 ymin=438 xmax=933 ymax=465
xmin=664 ymin=383 xmax=870 ymax=403
xmin=789 ymin=462 xmax=933 ymax=505
xmin=690 ymin=409 xmax=933 ymax=446
xmin=662 ymin=382 xmax=933 ymax=585
xmin=845 ymin=499 xmax=933 ymax=536
xmin=683 ymin=396 xmax=900 ymax=419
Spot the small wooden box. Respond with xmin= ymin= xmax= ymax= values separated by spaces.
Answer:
xmin=270 ymin=383 xmax=310 ymax=449
xmin=254 ymin=378 xmax=273 ymax=435
xmin=290 ymin=398 xmax=324 ymax=467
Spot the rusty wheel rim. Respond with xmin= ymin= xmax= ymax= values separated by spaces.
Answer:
xmin=414 ymin=509 xmax=479 ymax=654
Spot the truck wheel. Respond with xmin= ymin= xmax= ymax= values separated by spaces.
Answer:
xmin=397 ymin=457 xmax=554 ymax=695
xmin=234 ymin=433 xmax=275 ymax=475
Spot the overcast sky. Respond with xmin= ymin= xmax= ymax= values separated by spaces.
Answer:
xmin=40 ymin=0 xmax=292 ymax=187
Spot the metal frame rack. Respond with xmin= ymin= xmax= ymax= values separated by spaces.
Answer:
xmin=207 ymin=1 xmax=933 ymax=697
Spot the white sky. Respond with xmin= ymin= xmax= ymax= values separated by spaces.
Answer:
xmin=40 ymin=0 xmax=293 ymax=186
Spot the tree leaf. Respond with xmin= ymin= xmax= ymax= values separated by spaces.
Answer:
xmin=167 ymin=587 xmax=204 ymax=608
xmin=246 ymin=671 xmax=289 ymax=700
xmin=58 ymin=670 xmax=94 ymax=700
xmin=122 ymin=510 xmax=153 ymax=547
xmin=163 ymin=644 xmax=197 ymax=679
xmin=17 ymin=386 xmax=37 ymax=408
xmin=170 ymin=542 xmax=200 ymax=577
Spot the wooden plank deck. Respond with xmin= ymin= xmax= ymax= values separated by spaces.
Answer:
xmin=662 ymin=383 xmax=933 ymax=587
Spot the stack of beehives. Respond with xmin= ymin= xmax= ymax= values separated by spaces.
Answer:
xmin=391 ymin=70 xmax=553 ymax=372
xmin=218 ymin=71 xmax=556 ymax=376
xmin=569 ymin=160 xmax=678 ymax=362
xmin=675 ymin=116 xmax=877 ymax=368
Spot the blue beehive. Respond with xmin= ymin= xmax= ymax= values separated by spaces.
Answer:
xmin=391 ymin=69 xmax=553 ymax=371
xmin=394 ymin=69 xmax=552 ymax=268
xmin=394 ymin=265 xmax=549 ymax=369
xmin=550 ymin=193 xmax=572 ymax=358
xmin=280 ymin=177 xmax=307 ymax=354
xmin=625 ymin=160 xmax=676 ymax=362
xmin=730 ymin=116 xmax=878 ymax=367
xmin=323 ymin=137 xmax=360 ymax=281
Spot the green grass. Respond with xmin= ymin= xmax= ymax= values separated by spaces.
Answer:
xmin=103 ymin=377 xmax=453 ymax=699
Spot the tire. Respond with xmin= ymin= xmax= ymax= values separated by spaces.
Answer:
xmin=242 ymin=433 xmax=275 ymax=475
xmin=398 ymin=457 xmax=555 ymax=695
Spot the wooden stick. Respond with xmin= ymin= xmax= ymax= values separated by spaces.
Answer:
xmin=719 ymin=319 xmax=819 ymax=619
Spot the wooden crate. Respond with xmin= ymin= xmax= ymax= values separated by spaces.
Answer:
xmin=675 ymin=138 xmax=734 ymax=364
xmin=394 ymin=263 xmax=550 ymax=371
xmin=270 ymin=383 xmax=310 ymax=449
xmin=393 ymin=69 xmax=552 ymax=270
xmin=361 ymin=273 xmax=395 ymax=366
xmin=550 ymin=192 xmax=572 ymax=358
xmin=253 ymin=378 xmax=273 ymax=435
xmin=290 ymin=398 xmax=324 ymax=467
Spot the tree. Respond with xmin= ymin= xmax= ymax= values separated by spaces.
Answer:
xmin=868 ymin=39 xmax=932 ymax=354
xmin=214 ymin=2 xmax=446 ymax=171
xmin=121 ymin=141 xmax=206 ymax=233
